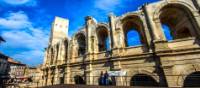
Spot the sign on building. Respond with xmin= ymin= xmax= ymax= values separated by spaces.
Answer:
xmin=108 ymin=71 xmax=126 ymax=76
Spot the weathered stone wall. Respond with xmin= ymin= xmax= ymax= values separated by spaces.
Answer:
xmin=41 ymin=0 xmax=200 ymax=87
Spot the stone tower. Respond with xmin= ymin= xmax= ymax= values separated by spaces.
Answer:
xmin=49 ymin=16 xmax=69 ymax=46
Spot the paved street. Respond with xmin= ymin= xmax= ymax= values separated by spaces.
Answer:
xmin=42 ymin=84 xmax=162 ymax=88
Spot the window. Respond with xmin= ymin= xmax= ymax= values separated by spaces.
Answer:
xmin=97 ymin=26 xmax=109 ymax=51
xmin=122 ymin=16 xmax=145 ymax=47
xmin=159 ymin=5 xmax=196 ymax=41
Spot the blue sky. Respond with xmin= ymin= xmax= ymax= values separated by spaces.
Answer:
xmin=0 ymin=0 xmax=159 ymax=66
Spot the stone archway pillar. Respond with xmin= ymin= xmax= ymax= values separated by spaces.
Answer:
xmin=85 ymin=16 xmax=97 ymax=85
xmin=109 ymin=13 xmax=116 ymax=49
xmin=141 ymin=14 xmax=154 ymax=52
xmin=85 ymin=64 xmax=93 ymax=85
xmin=54 ymin=67 xmax=59 ymax=84
xmin=162 ymin=66 xmax=182 ymax=87
xmin=47 ymin=69 xmax=52 ymax=86
xmin=192 ymin=11 xmax=200 ymax=38
xmin=143 ymin=4 xmax=169 ymax=52
xmin=143 ymin=5 xmax=166 ymax=41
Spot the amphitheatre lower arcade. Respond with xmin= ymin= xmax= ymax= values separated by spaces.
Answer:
xmin=41 ymin=0 xmax=200 ymax=87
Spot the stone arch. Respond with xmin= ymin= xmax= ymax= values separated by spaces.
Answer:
xmin=96 ymin=23 xmax=110 ymax=52
xmin=74 ymin=75 xmax=86 ymax=84
xmin=63 ymin=39 xmax=68 ymax=61
xmin=183 ymin=71 xmax=200 ymax=87
xmin=153 ymin=1 xmax=197 ymax=19
xmin=130 ymin=74 xmax=159 ymax=86
xmin=127 ymin=69 xmax=160 ymax=86
xmin=73 ymin=31 xmax=86 ymax=57
xmin=172 ymin=64 xmax=200 ymax=87
xmin=153 ymin=1 xmax=200 ymax=41
xmin=120 ymin=13 xmax=148 ymax=47
xmin=74 ymin=31 xmax=86 ymax=39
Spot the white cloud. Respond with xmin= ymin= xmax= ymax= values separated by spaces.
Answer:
xmin=95 ymin=0 xmax=121 ymax=11
xmin=12 ymin=50 xmax=44 ymax=66
xmin=0 ymin=11 xmax=49 ymax=66
xmin=1 ymin=28 xmax=49 ymax=66
xmin=2 ymin=0 xmax=37 ymax=6
xmin=0 ymin=11 xmax=32 ymax=30
xmin=2 ymin=28 xmax=48 ymax=50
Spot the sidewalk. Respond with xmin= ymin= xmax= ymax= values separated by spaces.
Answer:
xmin=41 ymin=84 xmax=162 ymax=88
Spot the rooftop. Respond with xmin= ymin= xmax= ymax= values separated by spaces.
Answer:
xmin=8 ymin=58 xmax=26 ymax=66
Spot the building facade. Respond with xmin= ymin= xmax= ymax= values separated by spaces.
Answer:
xmin=24 ymin=66 xmax=43 ymax=87
xmin=41 ymin=0 xmax=200 ymax=87
xmin=0 ymin=37 xmax=10 ymax=85
xmin=0 ymin=53 xmax=9 ymax=84
xmin=8 ymin=58 xmax=26 ymax=82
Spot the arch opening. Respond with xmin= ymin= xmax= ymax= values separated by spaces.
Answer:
xmin=50 ymin=48 xmax=54 ymax=65
xmin=159 ymin=5 xmax=196 ymax=41
xmin=64 ymin=40 xmax=68 ymax=61
xmin=122 ymin=16 xmax=146 ymax=47
xmin=162 ymin=24 xmax=173 ymax=41
xmin=74 ymin=75 xmax=85 ymax=84
xmin=130 ymin=74 xmax=159 ymax=87
xmin=184 ymin=72 xmax=200 ymax=87
xmin=97 ymin=26 xmax=109 ymax=51
xmin=126 ymin=28 xmax=142 ymax=46
xmin=59 ymin=68 xmax=65 ymax=84
xmin=76 ymin=33 xmax=86 ymax=56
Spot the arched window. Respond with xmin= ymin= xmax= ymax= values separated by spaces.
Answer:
xmin=76 ymin=33 xmax=86 ymax=56
xmin=159 ymin=5 xmax=196 ymax=41
xmin=162 ymin=24 xmax=173 ymax=41
xmin=126 ymin=28 xmax=142 ymax=46
xmin=64 ymin=40 xmax=68 ymax=60
xmin=130 ymin=74 xmax=159 ymax=87
xmin=105 ymin=37 xmax=110 ymax=50
xmin=97 ymin=26 xmax=109 ymax=51
xmin=122 ymin=16 xmax=145 ymax=47
xmin=184 ymin=72 xmax=200 ymax=87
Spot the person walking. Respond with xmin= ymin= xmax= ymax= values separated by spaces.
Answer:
xmin=99 ymin=71 xmax=104 ymax=85
xmin=104 ymin=71 xmax=109 ymax=85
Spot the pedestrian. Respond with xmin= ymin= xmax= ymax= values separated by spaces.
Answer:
xmin=104 ymin=71 xmax=109 ymax=85
xmin=99 ymin=71 xmax=104 ymax=85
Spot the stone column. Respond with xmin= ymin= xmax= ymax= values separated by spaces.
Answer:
xmin=47 ymin=69 xmax=51 ymax=86
xmin=43 ymin=50 xmax=48 ymax=65
xmin=140 ymin=14 xmax=153 ymax=52
xmin=143 ymin=4 xmax=166 ymax=41
xmin=109 ymin=13 xmax=117 ymax=49
xmin=60 ymin=41 xmax=67 ymax=64
xmin=143 ymin=4 xmax=169 ymax=52
xmin=54 ymin=67 xmax=59 ymax=84
xmin=162 ymin=66 xmax=182 ymax=87
xmin=65 ymin=62 xmax=71 ymax=84
xmin=53 ymin=45 xmax=59 ymax=65
xmin=109 ymin=14 xmax=124 ymax=49
xmin=65 ymin=40 xmax=72 ymax=84
xmin=85 ymin=16 xmax=97 ymax=85
xmin=43 ymin=70 xmax=47 ymax=86
xmin=192 ymin=0 xmax=200 ymax=12
xmin=191 ymin=8 xmax=200 ymax=38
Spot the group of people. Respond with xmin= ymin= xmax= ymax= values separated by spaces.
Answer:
xmin=99 ymin=71 xmax=111 ymax=85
